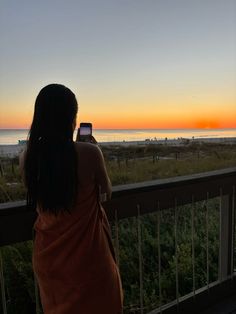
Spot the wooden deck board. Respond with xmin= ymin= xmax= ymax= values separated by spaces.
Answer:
xmin=200 ymin=294 xmax=236 ymax=314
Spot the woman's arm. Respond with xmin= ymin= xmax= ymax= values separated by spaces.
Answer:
xmin=94 ymin=146 xmax=112 ymax=202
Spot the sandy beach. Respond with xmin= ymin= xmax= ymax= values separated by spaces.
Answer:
xmin=100 ymin=137 xmax=236 ymax=147
xmin=1 ymin=137 xmax=236 ymax=158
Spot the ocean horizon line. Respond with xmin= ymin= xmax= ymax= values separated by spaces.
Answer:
xmin=1 ymin=127 xmax=236 ymax=131
xmin=1 ymin=128 xmax=236 ymax=145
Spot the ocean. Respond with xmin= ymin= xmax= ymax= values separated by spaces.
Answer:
xmin=0 ymin=128 xmax=236 ymax=145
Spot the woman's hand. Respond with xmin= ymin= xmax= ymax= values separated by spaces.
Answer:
xmin=76 ymin=130 xmax=98 ymax=144
xmin=89 ymin=135 xmax=98 ymax=144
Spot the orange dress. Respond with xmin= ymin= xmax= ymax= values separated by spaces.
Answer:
xmin=33 ymin=180 xmax=123 ymax=314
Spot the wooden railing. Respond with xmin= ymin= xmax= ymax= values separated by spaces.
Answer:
xmin=1 ymin=167 xmax=236 ymax=313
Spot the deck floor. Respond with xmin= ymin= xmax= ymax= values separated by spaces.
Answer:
xmin=200 ymin=294 xmax=236 ymax=314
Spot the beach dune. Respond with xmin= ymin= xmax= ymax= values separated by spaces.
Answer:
xmin=0 ymin=137 xmax=236 ymax=158
xmin=0 ymin=145 xmax=25 ymax=158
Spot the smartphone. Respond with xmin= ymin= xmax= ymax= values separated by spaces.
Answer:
xmin=76 ymin=123 xmax=92 ymax=142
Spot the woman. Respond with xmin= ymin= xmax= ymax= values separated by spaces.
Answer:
xmin=20 ymin=84 xmax=123 ymax=314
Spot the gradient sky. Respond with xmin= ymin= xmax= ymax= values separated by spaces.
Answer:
xmin=0 ymin=0 xmax=236 ymax=129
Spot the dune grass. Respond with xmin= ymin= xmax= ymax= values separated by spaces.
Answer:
xmin=106 ymin=144 xmax=236 ymax=185
xmin=0 ymin=142 xmax=236 ymax=202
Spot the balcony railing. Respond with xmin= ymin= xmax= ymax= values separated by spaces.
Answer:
xmin=0 ymin=167 xmax=236 ymax=313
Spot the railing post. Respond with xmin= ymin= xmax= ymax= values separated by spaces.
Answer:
xmin=231 ymin=186 xmax=235 ymax=275
xmin=191 ymin=195 xmax=196 ymax=296
xmin=0 ymin=250 xmax=7 ymax=314
xmin=219 ymin=191 xmax=234 ymax=281
xmin=137 ymin=204 xmax=144 ymax=314
xmin=114 ymin=209 xmax=120 ymax=267
xmin=206 ymin=192 xmax=210 ymax=290
xmin=174 ymin=198 xmax=179 ymax=304
xmin=34 ymin=273 xmax=41 ymax=314
xmin=157 ymin=203 xmax=162 ymax=312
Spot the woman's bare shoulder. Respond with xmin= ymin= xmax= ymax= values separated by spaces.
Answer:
xmin=73 ymin=142 xmax=101 ymax=159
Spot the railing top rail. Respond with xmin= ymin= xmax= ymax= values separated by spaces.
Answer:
xmin=0 ymin=200 xmax=26 ymax=212
xmin=112 ymin=167 xmax=236 ymax=197
xmin=1 ymin=167 xmax=236 ymax=218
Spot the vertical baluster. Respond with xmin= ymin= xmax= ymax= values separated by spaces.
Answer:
xmin=174 ymin=198 xmax=179 ymax=304
xmin=114 ymin=209 xmax=120 ymax=267
xmin=219 ymin=187 xmax=233 ymax=281
xmin=0 ymin=249 xmax=7 ymax=314
xmin=206 ymin=192 xmax=209 ymax=290
xmin=32 ymin=229 xmax=41 ymax=313
xmin=191 ymin=195 xmax=196 ymax=296
xmin=219 ymin=187 xmax=231 ymax=281
xmin=137 ymin=204 xmax=144 ymax=314
xmin=231 ymin=186 xmax=235 ymax=276
xmin=219 ymin=188 xmax=222 ymax=282
xmin=34 ymin=274 xmax=41 ymax=314
xmin=157 ymin=202 xmax=162 ymax=313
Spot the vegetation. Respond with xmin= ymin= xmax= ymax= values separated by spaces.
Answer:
xmin=103 ymin=142 xmax=236 ymax=185
xmin=114 ymin=200 xmax=220 ymax=313
xmin=0 ymin=142 xmax=236 ymax=313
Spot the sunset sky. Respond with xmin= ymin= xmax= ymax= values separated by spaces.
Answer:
xmin=0 ymin=0 xmax=236 ymax=129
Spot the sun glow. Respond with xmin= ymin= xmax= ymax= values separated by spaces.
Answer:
xmin=1 ymin=105 xmax=236 ymax=130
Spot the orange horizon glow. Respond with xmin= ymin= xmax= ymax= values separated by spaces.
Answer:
xmin=1 ymin=101 xmax=236 ymax=130
xmin=1 ymin=1 xmax=236 ymax=136
xmin=1 ymin=118 xmax=236 ymax=130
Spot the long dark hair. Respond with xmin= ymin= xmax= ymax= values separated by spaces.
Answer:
xmin=25 ymin=84 xmax=78 ymax=215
